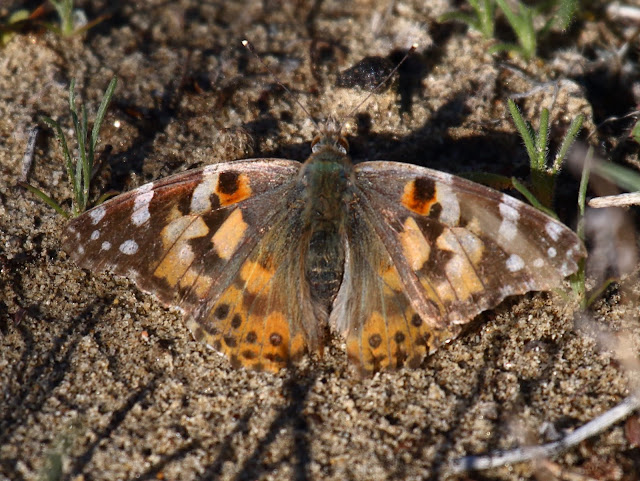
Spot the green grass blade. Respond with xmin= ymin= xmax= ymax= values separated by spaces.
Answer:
xmin=70 ymin=107 xmax=85 ymax=212
xmin=40 ymin=115 xmax=78 ymax=207
xmin=94 ymin=190 xmax=119 ymax=206
xmin=518 ymin=6 xmax=536 ymax=59
xmin=511 ymin=176 xmax=559 ymax=219
xmin=461 ymin=172 xmax=514 ymax=190
xmin=91 ymin=76 xmax=117 ymax=153
xmin=592 ymin=161 xmax=640 ymax=192
xmin=495 ymin=0 xmax=518 ymax=29
xmin=535 ymin=108 xmax=549 ymax=170
xmin=18 ymin=182 xmax=70 ymax=218
xmin=555 ymin=0 xmax=578 ymax=31
xmin=477 ymin=0 xmax=496 ymax=38
xmin=79 ymin=104 xmax=89 ymax=211
xmin=631 ymin=119 xmax=640 ymax=145
xmin=586 ymin=278 xmax=616 ymax=308
xmin=507 ymin=99 xmax=537 ymax=165
xmin=488 ymin=42 xmax=525 ymax=57
xmin=553 ymin=114 xmax=584 ymax=174
xmin=68 ymin=78 xmax=77 ymax=113
xmin=440 ymin=11 xmax=480 ymax=31
xmin=570 ymin=257 xmax=586 ymax=307
xmin=50 ymin=0 xmax=74 ymax=36
xmin=576 ymin=146 xmax=591 ymax=241
xmin=572 ymin=147 xmax=591 ymax=306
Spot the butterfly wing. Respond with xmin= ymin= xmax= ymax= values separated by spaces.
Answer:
xmin=63 ymin=159 xmax=319 ymax=371
xmin=334 ymin=161 xmax=585 ymax=374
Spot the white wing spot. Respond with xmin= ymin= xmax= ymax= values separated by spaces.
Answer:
xmin=190 ymin=174 xmax=218 ymax=214
xmin=77 ymin=245 xmax=85 ymax=255
xmin=436 ymin=183 xmax=460 ymax=226
xmin=547 ymin=247 xmax=557 ymax=258
xmin=179 ymin=243 xmax=193 ymax=262
xmin=545 ymin=221 xmax=564 ymax=241
xmin=89 ymin=206 xmax=106 ymax=225
xmin=101 ymin=241 xmax=112 ymax=251
xmin=506 ymin=254 xmax=525 ymax=272
xmin=90 ymin=230 xmax=100 ymax=240
xmin=499 ymin=285 xmax=513 ymax=298
xmin=533 ymin=258 xmax=544 ymax=268
xmin=119 ymin=239 xmax=139 ymax=255
xmin=131 ymin=187 xmax=154 ymax=226
xmin=498 ymin=199 xmax=520 ymax=242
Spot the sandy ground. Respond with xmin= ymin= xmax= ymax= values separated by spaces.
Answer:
xmin=1 ymin=1 xmax=639 ymax=480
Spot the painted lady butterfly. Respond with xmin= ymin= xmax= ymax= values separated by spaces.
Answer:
xmin=62 ymin=122 xmax=585 ymax=375
xmin=62 ymin=84 xmax=585 ymax=376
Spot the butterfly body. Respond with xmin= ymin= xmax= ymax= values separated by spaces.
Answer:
xmin=300 ymin=135 xmax=353 ymax=321
xmin=63 ymin=126 xmax=586 ymax=375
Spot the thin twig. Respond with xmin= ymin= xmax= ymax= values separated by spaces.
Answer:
xmin=450 ymin=391 xmax=640 ymax=473
xmin=607 ymin=3 xmax=640 ymax=23
xmin=589 ymin=192 xmax=640 ymax=208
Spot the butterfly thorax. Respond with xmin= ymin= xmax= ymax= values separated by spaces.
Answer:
xmin=300 ymin=141 xmax=354 ymax=316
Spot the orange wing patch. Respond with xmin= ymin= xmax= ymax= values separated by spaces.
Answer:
xmin=399 ymin=217 xmax=431 ymax=270
xmin=212 ymin=209 xmax=248 ymax=260
xmin=216 ymin=171 xmax=252 ymax=206
xmin=192 ymin=249 xmax=308 ymax=372
xmin=401 ymin=177 xmax=438 ymax=215
xmin=346 ymin=248 xmax=453 ymax=374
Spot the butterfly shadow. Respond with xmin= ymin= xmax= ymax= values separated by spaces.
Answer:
xmin=384 ymin=297 xmax=572 ymax=479
xmin=202 ymin=367 xmax=317 ymax=481
xmin=0 ymin=300 xmax=108 ymax=478
xmin=69 ymin=373 xmax=163 ymax=476
xmin=133 ymin=365 xmax=316 ymax=481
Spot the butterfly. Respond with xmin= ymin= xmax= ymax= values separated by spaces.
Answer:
xmin=62 ymin=118 xmax=586 ymax=376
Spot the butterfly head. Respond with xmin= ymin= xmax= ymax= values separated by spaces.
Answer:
xmin=311 ymin=117 xmax=349 ymax=155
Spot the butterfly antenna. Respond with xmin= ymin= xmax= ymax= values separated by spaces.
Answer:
xmin=338 ymin=43 xmax=418 ymax=133
xmin=242 ymin=39 xmax=321 ymax=131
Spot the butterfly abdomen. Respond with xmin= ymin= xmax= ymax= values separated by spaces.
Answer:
xmin=301 ymin=147 xmax=354 ymax=314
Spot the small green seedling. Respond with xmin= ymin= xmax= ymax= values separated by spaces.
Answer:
xmin=491 ymin=0 xmax=577 ymax=60
xmin=49 ymin=0 xmax=75 ymax=36
xmin=0 ymin=2 xmax=107 ymax=46
xmin=444 ymin=0 xmax=578 ymax=60
xmin=507 ymin=98 xmax=583 ymax=212
xmin=20 ymin=77 xmax=118 ymax=218
xmin=570 ymin=146 xmax=591 ymax=307
xmin=440 ymin=0 xmax=496 ymax=40
xmin=463 ymin=100 xmax=585 ymax=301
xmin=508 ymin=100 xmax=586 ymax=302
xmin=48 ymin=0 xmax=107 ymax=37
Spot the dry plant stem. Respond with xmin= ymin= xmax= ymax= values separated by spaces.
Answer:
xmin=589 ymin=192 xmax=640 ymax=208
xmin=20 ymin=126 xmax=39 ymax=182
xmin=449 ymin=391 xmax=640 ymax=474
xmin=607 ymin=3 xmax=640 ymax=23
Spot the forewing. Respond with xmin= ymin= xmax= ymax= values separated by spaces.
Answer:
xmin=62 ymin=159 xmax=315 ymax=370
xmin=337 ymin=161 xmax=585 ymax=374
